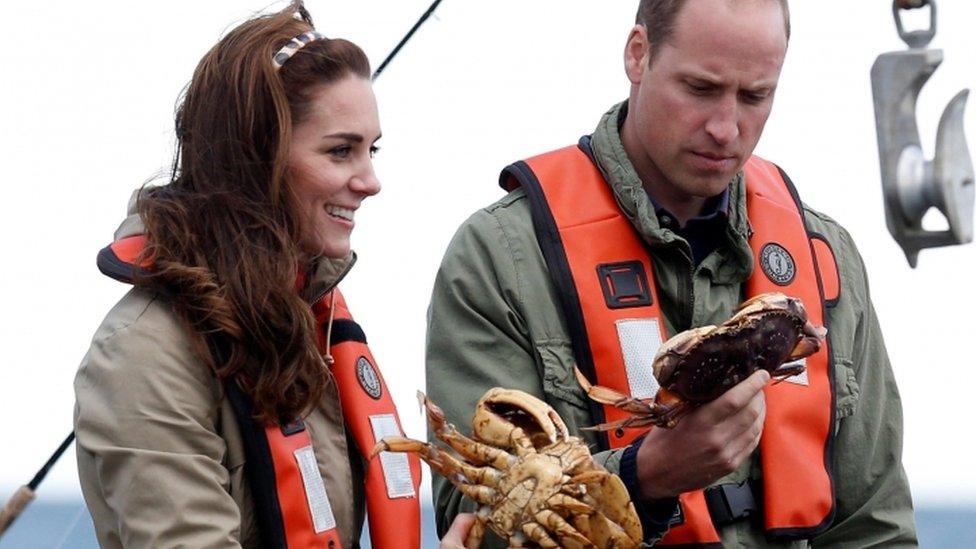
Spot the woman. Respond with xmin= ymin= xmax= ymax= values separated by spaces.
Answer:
xmin=74 ymin=2 xmax=471 ymax=547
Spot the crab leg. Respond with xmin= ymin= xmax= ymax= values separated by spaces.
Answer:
xmin=546 ymin=493 xmax=593 ymax=515
xmin=571 ymin=514 xmax=595 ymax=546
xmin=574 ymin=471 xmax=644 ymax=544
xmin=544 ymin=440 xmax=594 ymax=475
xmin=579 ymin=372 xmax=691 ymax=430
xmin=573 ymin=367 xmax=657 ymax=415
xmin=463 ymin=508 xmax=489 ymax=549
xmin=584 ymin=512 xmax=640 ymax=549
xmin=534 ymin=509 xmax=594 ymax=547
xmin=582 ymin=414 xmax=661 ymax=432
xmin=419 ymin=391 xmax=516 ymax=470
xmin=371 ymin=437 xmax=502 ymax=488
xmin=770 ymin=362 xmax=807 ymax=382
xmin=519 ymin=521 xmax=560 ymax=548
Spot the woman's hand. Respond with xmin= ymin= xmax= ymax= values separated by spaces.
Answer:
xmin=439 ymin=513 xmax=477 ymax=548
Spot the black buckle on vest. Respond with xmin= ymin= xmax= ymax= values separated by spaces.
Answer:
xmin=280 ymin=419 xmax=306 ymax=437
xmin=704 ymin=480 xmax=760 ymax=527
xmin=597 ymin=261 xmax=652 ymax=309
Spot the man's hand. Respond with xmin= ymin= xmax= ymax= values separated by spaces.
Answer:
xmin=440 ymin=513 xmax=477 ymax=549
xmin=635 ymin=369 xmax=769 ymax=499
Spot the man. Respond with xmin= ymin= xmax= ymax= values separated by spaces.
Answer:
xmin=426 ymin=0 xmax=917 ymax=546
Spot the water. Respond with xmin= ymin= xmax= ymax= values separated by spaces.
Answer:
xmin=1 ymin=501 xmax=973 ymax=548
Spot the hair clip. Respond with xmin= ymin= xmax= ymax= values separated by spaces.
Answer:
xmin=272 ymin=30 xmax=326 ymax=70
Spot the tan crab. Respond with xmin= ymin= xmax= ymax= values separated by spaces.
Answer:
xmin=371 ymin=388 xmax=643 ymax=548
xmin=577 ymin=292 xmax=827 ymax=429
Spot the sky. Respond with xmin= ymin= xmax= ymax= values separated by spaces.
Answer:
xmin=1 ymin=0 xmax=974 ymax=512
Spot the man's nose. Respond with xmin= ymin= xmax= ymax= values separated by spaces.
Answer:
xmin=704 ymin=95 xmax=740 ymax=146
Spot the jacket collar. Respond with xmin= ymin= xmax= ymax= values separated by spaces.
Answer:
xmin=588 ymin=101 xmax=754 ymax=283
xmin=304 ymin=252 xmax=355 ymax=304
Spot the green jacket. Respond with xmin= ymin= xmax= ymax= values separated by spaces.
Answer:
xmin=426 ymin=102 xmax=917 ymax=547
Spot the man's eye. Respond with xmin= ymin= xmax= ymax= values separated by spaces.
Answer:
xmin=329 ymin=145 xmax=351 ymax=158
xmin=369 ymin=145 xmax=381 ymax=159
xmin=688 ymin=83 xmax=712 ymax=95
xmin=741 ymin=92 xmax=768 ymax=104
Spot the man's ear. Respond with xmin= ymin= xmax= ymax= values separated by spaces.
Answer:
xmin=624 ymin=24 xmax=651 ymax=85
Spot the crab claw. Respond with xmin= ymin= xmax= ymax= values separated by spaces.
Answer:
xmin=789 ymin=321 xmax=828 ymax=360
xmin=573 ymin=367 xmax=633 ymax=408
xmin=472 ymin=387 xmax=569 ymax=449
xmin=416 ymin=390 xmax=452 ymax=433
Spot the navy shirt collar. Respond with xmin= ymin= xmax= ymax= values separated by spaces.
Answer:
xmin=647 ymin=188 xmax=731 ymax=266
xmin=646 ymin=188 xmax=730 ymax=229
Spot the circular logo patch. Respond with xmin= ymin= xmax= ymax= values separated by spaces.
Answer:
xmin=356 ymin=356 xmax=382 ymax=400
xmin=760 ymin=243 xmax=796 ymax=286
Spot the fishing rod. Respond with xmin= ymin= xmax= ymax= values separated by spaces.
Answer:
xmin=0 ymin=433 xmax=75 ymax=536
xmin=373 ymin=0 xmax=445 ymax=81
xmin=0 ymin=0 xmax=446 ymax=540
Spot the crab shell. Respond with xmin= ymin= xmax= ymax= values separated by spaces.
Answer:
xmin=652 ymin=292 xmax=827 ymax=403
xmin=472 ymin=387 xmax=570 ymax=449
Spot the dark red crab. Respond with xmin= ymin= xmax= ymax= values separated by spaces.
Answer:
xmin=577 ymin=292 xmax=827 ymax=429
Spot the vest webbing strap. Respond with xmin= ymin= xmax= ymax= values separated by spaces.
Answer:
xmin=312 ymin=291 xmax=423 ymax=549
xmin=503 ymin=143 xmax=836 ymax=545
xmin=741 ymin=157 xmax=836 ymax=540
xmin=225 ymin=381 xmax=340 ymax=549
xmin=96 ymin=237 xmax=422 ymax=548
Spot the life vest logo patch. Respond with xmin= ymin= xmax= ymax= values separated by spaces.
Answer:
xmin=356 ymin=356 xmax=382 ymax=400
xmin=760 ymin=243 xmax=796 ymax=286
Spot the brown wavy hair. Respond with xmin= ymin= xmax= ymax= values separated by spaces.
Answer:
xmin=135 ymin=1 xmax=371 ymax=423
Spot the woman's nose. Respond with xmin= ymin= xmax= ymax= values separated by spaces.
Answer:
xmin=352 ymin=162 xmax=381 ymax=196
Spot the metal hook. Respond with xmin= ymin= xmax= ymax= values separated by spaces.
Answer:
xmin=871 ymin=0 xmax=974 ymax=267
xmin=893 ymin=0 xmax=936 ymax=49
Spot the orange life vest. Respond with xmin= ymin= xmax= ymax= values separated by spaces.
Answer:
xmin=501 ymin=139 xmax=841 ymax=545
xmin=97 ymin=236 xmax=422 ymax=549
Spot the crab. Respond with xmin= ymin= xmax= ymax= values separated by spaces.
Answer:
xmin=577 ymin=292 xmax=827 ymax=430
xmin=371 ymin=388 xmax=643 ymax=548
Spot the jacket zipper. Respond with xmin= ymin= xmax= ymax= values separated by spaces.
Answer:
xmin=680 ymin=256 xmax=696 ymax=331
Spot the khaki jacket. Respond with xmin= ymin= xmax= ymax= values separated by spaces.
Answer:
xmin=74 ymin=213 xmax=364 ymax=548
xmin=426 ymin=102 xmax=917 ymax=547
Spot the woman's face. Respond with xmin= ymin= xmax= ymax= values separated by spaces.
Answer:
xmin=288 ymin=75 xmax=381 ymax=258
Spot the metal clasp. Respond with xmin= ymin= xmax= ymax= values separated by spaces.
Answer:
xmin=871 ymin=0 xmax=974 ymax=267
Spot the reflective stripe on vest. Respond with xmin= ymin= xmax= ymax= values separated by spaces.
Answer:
xmin=501 ymin=141 xmax=836 ymax=545
xmin=97 ymin=237 xmax=422 ymax=549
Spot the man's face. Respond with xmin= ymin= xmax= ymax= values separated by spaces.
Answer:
xmin=621 ymin=0 xmax=788 ymax=203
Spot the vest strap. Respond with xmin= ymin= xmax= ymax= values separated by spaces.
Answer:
xmin=314 ymin=291 xmax=423 ymax=549
xmin=225 ymin=380 xmax=341 ymax=549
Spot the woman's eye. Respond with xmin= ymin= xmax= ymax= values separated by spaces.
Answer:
xmin=369 ymin=145 xmax=380 ymax=159
xmin=329 ymin=145 xmax=351 ymax=158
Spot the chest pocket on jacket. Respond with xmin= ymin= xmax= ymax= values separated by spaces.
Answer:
xmin=536 ymin=338 xmax=590 ymax=411
xmin=834 ymin=357 xmax=860 ymax=425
